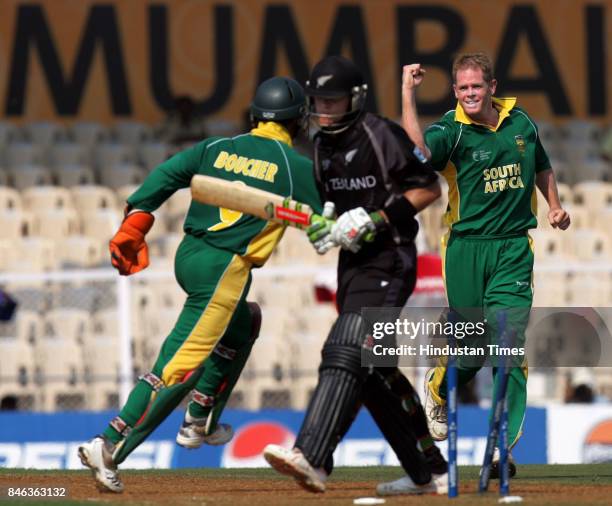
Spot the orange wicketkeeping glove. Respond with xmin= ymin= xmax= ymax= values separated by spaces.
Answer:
xmin=109 ymin=211 xmax=155 ymax=275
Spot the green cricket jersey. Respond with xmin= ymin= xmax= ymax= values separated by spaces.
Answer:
xmin=127 ymin=122 xmax=322 ymax=265
xmin=425 ymin=97 xmax=551 ymax=236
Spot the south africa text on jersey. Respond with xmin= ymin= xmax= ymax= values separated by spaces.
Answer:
xmin=213 ymin=151 xmax=278 ymax=182
xmin=482 ymin=162 xmax=524 ymax=193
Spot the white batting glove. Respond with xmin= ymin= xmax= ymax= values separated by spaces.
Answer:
xmin=331 ymin=207 xmax=376 ymax=253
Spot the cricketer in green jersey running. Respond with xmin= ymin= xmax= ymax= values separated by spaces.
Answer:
xmin=78 ymin=77 xmax=323 ymax=493
xmin=401 ymin=53 xmax=570 ymax=476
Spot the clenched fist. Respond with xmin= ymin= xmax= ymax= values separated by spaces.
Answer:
xmin=548 ymin=207 xmax=571 ymax=230
xmin=402 ymin=64 xmax=426 ymax=91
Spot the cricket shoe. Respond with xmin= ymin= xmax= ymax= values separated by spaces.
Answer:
xmin=176 ymin=413 xmax=234 ymax=449
xmin=263 ymin=444 xmax=326 ymax=493
xmin=77 ymin=436 xmax=123 ymax=493
xmin=424 ymin=368 xmax=448 ymax=441
xmin=377 ymin=472 xmax=448 ymax=496
xmin=490 ymin=447 xmax=517 ymax=479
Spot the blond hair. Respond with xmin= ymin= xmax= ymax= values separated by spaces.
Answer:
xmin=452 ymin=52 xmax=495 ymax=83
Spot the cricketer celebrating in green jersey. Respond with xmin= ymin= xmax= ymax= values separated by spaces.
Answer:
xmin=401 ymin=53 xmax=570 ymax=477
xmin=78 ymin=77 xmax=323 ymax=493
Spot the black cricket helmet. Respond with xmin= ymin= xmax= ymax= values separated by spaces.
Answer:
xmin=305 ymin=55 xmax=368 ymax=133
xmin=250 ymin=77 xmax=306 ymax=122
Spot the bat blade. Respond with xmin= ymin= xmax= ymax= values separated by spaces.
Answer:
xmin=190 ymin=174 xmax=314 ymax=228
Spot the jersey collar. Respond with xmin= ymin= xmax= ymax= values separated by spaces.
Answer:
xmin=454 ymin=97 xmax=517 ymax=131
xmin=251 ymin=121 xmax=293 ymax=147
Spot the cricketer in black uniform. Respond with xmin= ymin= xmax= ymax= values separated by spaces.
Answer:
xmin=264 ymin=56 xmax=448 ymax=496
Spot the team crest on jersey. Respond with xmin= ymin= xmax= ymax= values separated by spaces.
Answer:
xmin=515 ymin=135 xmax=526 ymax=155
xmin=345 ymin=149 xmax=358 ymax=163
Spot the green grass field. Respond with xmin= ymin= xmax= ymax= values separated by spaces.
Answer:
xmin=1 ymin=464 xmax=611 ymax=505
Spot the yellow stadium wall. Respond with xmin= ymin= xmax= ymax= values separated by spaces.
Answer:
xmin=0 ymin=0 xmax=610 ymax=125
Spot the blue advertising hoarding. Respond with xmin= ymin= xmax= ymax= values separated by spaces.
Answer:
xmin=0 ymin=407 xmax=546 ymax=469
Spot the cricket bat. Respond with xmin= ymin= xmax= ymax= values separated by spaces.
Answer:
xmin=190 ymin=174 xmax=315 ymax=228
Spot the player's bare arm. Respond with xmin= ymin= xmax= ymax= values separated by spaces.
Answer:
xmin=401 ymin=64 xmax=431 ymax=159
xmin=535 ymin=168 xmax=571 ymax=230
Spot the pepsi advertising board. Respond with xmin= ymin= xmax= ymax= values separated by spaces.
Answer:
xmin=0 ymin=407 xmax=546 ymax=469
xmin=547 ymin=405 xmax=612 ymax=464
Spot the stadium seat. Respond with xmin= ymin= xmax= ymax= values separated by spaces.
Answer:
xmin=15 ymin=238 xmax=59 ymax=272
xmin=302 ymin=304 xmax=338 ymax=338
xmin=8 ymin=165 xmax=53 ymax=190
xmin=113 ymin=121 xmax=154 ymax=144
xmin=592 ymin=208 xmax=612 ymax=237
xmin=555 ymin=182 xmax=572 ymax=206
xmin=0 ymin=332 xmax=36 ymax=409
xmin=289 ymin=333 xmax=324 ymax=410
xmin=203 ymin=118 xmax=240 ymax=137
xmin=5 ymin=142 xmax=44 ymax=167
xmin=535 ymin=120 xmax=562 ymax=158
xmin=157 ymin=232 xmax=183 ymax=260
xmin=277 ymin=227 xmax=322 ymax=264
xmin=564 ymin=204 xmax=589 ymax=229
xmin=139 ymin=142 xmax=170 ymax=170
xmin=163 ymin=188 xmax=191 ymax=232
xmin=574 ymin=159 xmax=609 ymax=182
xmin=82 ymin=336 xmax=120 ymax=410
xmin=99 ymin=163 xmax=146 ymax=189
xmin=15 ymin=310 xmax=45 ymax=346
xmin=0 ymin=168 xmax=9 ymax=186
xmin=70 ymin=121 xmax=109 ymax=146
xmin=23 ymin=121 xmax=66 ymax=146
xmin=165 ymin=188 xmax=192 ymax=215
xmin=44 ymin=308 xmax=92 ymax=345
xmin=49 ymin=143 xmax=90 ymax=167
xmin=93 ymin=142 xmax=136 ymax=169
xmin=567 ymin=273 xmax=609 ymax=306
xmin=31 ymin=208 xmax=80 ymax=239
xmin=562 ymin=119 xmax=602 ymax=144
xmin=53 ymin=164 xmax=96 ymax=186
xmin=91 ymin=309 xmax=119 ymax=338
xmin=548 ymin=159 xmax=571 ymax=184
xmin=530 ymin=229 xmax=570 ymax=259
xmin=114 ymin=184 xmax=139 ymax=205
xmin=573 ymin=181 xmax=612 ymax=210
xmin=0 ymin=239 xmax=20 ymax=270
xmin=92 ymin=306 xmax=154 ymax=343
xmin=51 ymin=284 xmax=98 ymax=313
xmin=568 ymin=229 xmax=612 ymax=260
xmin=0 ymin=209 xmax=35 ymax=238
xmin=532 ymin=270 xmax=567 ymax=306
xmin=22 ymin=185 xmax=75 ymax=211
xmin=90 ymin=281 xmax=118 ymax=312
xmin=150 ymin=280 xmax=185 ymax=312
xmin=33 ymin=331 xmax=86 ymax=411
xmin=81 ymin=209 xmax=122 ymax=241
xmin=240 ymin=331 xmax=293 ymax=410
xmin=249 ymin=274 xmax=284 ymax=307
xmin=56 ymin=235 xmax=106 ymax=268
xmin=71 ymin=185 xmax=118 ymax=213
xmin=0 ymin=121 xmax=19 ymax=148
xmin=9 ymin=288 xmax=50 ymax=314
xmin=561 ymin=120 xmax=600 ymax=165
xmin=0 ymin=186 xmax=22 ymax=210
